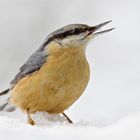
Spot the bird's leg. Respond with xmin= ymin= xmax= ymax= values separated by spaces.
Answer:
xmin=62 ymin=112 xmax=73 ymax=124
xmin=27 ymin=109 xmax=35 ymax=125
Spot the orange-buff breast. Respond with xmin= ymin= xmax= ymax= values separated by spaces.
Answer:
xmin=10 ymin=42 xmax=90 ymax=114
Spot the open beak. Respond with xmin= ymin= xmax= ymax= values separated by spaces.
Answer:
xmin=88 ymin=20 xmax=115 ymax=36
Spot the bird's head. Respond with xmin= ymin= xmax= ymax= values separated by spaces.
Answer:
xmin=46 ymin=20 xmax=114 ymax=48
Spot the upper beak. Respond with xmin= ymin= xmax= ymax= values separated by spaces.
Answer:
xmin=88 ymin=20 xmax=115 ymax=36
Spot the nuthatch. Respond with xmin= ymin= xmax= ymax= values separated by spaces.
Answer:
xmin=0 ymin=20 xmax=114 ymax=125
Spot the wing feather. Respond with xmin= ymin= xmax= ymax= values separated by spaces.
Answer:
xmin=10 ymin=47 xmax=48 ymax=88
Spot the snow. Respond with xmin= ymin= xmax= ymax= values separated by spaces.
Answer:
xmin=0 ymin=111 xmax=140 ymax=140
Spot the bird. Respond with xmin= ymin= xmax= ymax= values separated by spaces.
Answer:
xmin=0 ymin=20 xmax=114 ymax=125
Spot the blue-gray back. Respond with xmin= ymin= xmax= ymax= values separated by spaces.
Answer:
xmin=10 ymin=46 xmax=48 ymax=88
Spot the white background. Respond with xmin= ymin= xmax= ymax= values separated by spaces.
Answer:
xmin=0 ymin=0 xmax=140 ymax=125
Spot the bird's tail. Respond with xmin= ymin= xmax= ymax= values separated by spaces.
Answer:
xmin=0 ymin=89 xmax=9 ymax=96
xmin=0 ymin=89 xmax=16 ymax=112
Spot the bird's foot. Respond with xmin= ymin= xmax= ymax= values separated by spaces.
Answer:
xmin=27 ymin=108 xmax=35 ymax=125
xmin=62 ymin=112 xmax=73 ymax=124
xmin=28 ymin=118 xmax=35 ymax=125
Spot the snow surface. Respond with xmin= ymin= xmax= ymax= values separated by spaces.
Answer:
xmin=0 ymin=111 xmax=140 ymax=140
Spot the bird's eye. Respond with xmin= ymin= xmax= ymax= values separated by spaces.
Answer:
xmin=74 ymin=28 xmax=81 ymax=34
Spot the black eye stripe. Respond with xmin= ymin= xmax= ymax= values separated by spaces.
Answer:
xmin=74 ymin=28 xmax=82 ymax=34
xmin=41 ymin=24 xmax=89 ymax=48
xmin=55 ymin=28 xmax=88 ymax=39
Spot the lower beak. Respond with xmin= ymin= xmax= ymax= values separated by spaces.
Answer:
xmin=88 ymin=20 xmax=115 ymax=36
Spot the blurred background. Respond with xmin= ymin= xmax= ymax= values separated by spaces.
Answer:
xmin=0 ymin=0 xmax=140 ymax=125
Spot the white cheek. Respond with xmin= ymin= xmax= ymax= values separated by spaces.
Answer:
xmin=60 ymin=33 xmax=90 ymax=48
xmin=61 ymin=37 xmax=73 ymax=44
xmin=61 ymin=35 xmax=81 ymax=44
